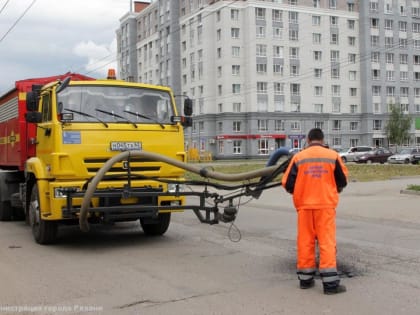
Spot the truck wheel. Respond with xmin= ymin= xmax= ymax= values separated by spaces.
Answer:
xmin=140 ymin=213 xmax=171 ymax=236
xmin=0 ymin=201 xmax=12 ymax=221
xmin=29 ymin=184 xmax=58 ymax=245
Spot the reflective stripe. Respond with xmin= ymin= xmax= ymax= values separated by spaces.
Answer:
xmin=295 ymin=157 xmax=336 ymax=167
xmin=320 ymin=269 xmax=340 ymax=283
xmin=297 ymin=268 xmax=316 ymax=281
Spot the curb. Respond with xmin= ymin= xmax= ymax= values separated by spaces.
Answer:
xmin=400 ymin=189 xmax=420 ymax=195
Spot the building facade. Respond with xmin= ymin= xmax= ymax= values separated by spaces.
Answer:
xmin=117 ymin=0 xmax=420 ymax=159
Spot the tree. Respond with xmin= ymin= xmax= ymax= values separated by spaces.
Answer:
xmin=385 ymin=104 xmax=412 ymax=149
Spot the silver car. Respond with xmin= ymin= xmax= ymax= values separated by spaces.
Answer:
xmin=387 ymin=148 xmax=420 ymax=164
xmin=339 ymin=146 xmax=374 ymax=163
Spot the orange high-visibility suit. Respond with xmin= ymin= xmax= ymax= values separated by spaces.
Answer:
xmin=282 ymin=144 xmax=348 ymax=286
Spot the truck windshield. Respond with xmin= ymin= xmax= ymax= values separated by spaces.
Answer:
xmin=57 ymin=85 xmax=174 ymax=124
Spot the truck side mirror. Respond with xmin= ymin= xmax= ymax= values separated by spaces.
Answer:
xmin=26 ymin=91 xmax=39 ymax=111
xmin=25 ymin=112 xmax=42 ymax=123
xmin=184 ymin=98 xmax=193 ymax=116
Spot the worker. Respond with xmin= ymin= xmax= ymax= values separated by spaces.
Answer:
xmin=281 ymin=128 xmax=348 ymax=295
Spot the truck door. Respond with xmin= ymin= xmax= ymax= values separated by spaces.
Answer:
xmin=35 ymin=91 xmax=56 ymax=177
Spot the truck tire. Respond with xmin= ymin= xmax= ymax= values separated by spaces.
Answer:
xmin=0 ymin=201 xmax=12 ymax=221
xmin=140 ymin=213 xmax=171 ymax=236
xmin=29 ymin=184 xmax=58 ymax=245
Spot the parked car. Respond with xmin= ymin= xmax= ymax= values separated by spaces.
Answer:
xmin=387 ymin=148 xmax=420 ymax=164
xmin=354 ymin=147 xmax=393 ymax=164
xmin=339 ymin=146 xmax=374 ymax=163
xmin=412 ymin=150 xmax=420 ymax=164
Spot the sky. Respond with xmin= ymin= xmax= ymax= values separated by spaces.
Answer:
xmin=0 ymin=0 xmax=140 ymax=95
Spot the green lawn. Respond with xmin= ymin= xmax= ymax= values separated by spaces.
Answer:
xmin=185 ymin=161 xmax=420 ymax=183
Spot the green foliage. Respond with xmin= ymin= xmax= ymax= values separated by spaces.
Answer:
xmin=407 ymin=184 xmax=420 ymax=191
xmin=385 ymin=104 xmax=412 ymax=147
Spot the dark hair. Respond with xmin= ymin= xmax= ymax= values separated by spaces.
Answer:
xmin=307 ymin=128 xmax=324 ymax=141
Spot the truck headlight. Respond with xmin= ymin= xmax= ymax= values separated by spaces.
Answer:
xmin=54 ymin=187 xmax=79 ymax=198
xmin=167 ymin=183 xmax=185 ymax=193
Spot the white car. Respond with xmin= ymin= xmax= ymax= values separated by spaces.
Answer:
xmin=339 ymin=146 xmax=374 ymax=163
xmin=387 ymin=148 xmax=420 ymax=164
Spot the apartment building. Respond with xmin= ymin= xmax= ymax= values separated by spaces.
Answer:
xmin=117 ymin=0 xmax=420 ymax=159
xmin=360 ymin=0 xmax=420 ymax=147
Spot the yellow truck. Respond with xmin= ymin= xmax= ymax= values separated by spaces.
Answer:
xmin=0 ymin=71 xmax=192 ymax=244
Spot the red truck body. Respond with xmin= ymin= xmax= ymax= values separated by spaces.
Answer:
xmin=0 ymin=73 xmax=92 ymax=170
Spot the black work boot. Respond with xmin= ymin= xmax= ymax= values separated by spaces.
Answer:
xmin=299 ymin=279 xmax=315 ymax=289
xmin=323 ymin=281 xmax=346 ymax=295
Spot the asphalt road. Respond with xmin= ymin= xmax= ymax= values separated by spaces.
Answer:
xmin=1 ymin=177 xmax=420 ymax=315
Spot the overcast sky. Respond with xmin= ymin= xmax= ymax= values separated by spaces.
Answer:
xmin=0 ymin=0 xmax=139 ymax=94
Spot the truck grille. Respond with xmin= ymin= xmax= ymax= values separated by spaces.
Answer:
xmin=84 ymin=157 xmax=161 ymax=173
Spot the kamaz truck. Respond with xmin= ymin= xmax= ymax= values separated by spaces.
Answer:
xmin=0 ymin=71 xmax=192 ymax=244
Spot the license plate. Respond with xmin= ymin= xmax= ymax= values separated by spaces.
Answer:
xmin=110 ymin=141 xmax=142 ymax=151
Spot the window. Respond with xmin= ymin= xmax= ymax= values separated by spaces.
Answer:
xmin=371 ymin=52 xmax=380 ymax=63
xmin=255 ymin=7 xmax=266 ymax=20
xmin=399 ymin=21 xmax=407 ymax=32
xmin=256 ymin=25 xmax=266 ymax=37
xmin=290 ymin=84 xmax=300 ymax=96
xmin=372 ymin=69 xmax=380 ymax=80
xmin=314 ymin=68 xmax=322 ymax=78
xmin=273 ymin=9 xmax=283 ymax=22
xmin=313 ymin=0 xmax=320 ymax=8
xmin=217 ymin=29 xmax=221 ymax=41
xmin=372 ymin=86 xmax=381 ymax=96
xmin=314 ymin=51 xmax=322 ymax=61
xmin=350 ymin=122 xmax=358 ymax=131
xmin=314 ymin=104 xmax=323 ymax=113
xmin=373 ymin=120 xmax=382 ymax=130
xmin=232 ymin=65 xmax=240 ymax=75
xmin=400 ymin=87 xmax=409 ymax=97
xmin=370 ymin=1 xmax=378 ymax=12
xmin=233 ymin=140 xmax=242 ymax=154
xmin=289 ymin=11 xmax=298 ymax=24
xmin=312 ymin=15 xmax=321 ymax=25
xmin=233 ymin=102 xmax=241 ymax=112
xmin=231 ymin=28 xmax=240 ymax=38
xmin=231 ymin=9 xmax=239 ymax=20
xmin=350 ymin=104 xmax=358 ymax=113
xmin=385 ymin=19 xmax=393 ymax=30
xmin=385 ymin=37 xmax=393 ymax=48
xmin=257 ymin=82 xmax=268 ymax=93
xmin=330 ymin=33 xmax=339 ymax=44
xmin=217 ymin=66 xmax=222 ymax=77
xmin=218 ymin=141 xmax=224 ymax=154
xmin=258 ymin=119 xmax=268 ymax=131
xmin=256 ymin=44 xmax=267 ymax=56
xmin=386 ymin=53 xmax=394 ymax=63
xmin=273 ymin=46 xmax=284 ymax=58
xmin=275 ymin=120 xmax=285 ymax=131
xmin=330 ymin=16 xmax=338 ymax=26
xmin=399 ymin=38 xmax=408 ymax=48
xmin=232 ymin=84 xmax=241 ymax=94
xmin=349 ymin=71 xmax=356 ymax=81
xmin=217 ymin=48 xmax=222 ymax=58
xmin=329 ymin=0 xmax=337 ymax=9
xmin=290 ymin=65 xmax=299 ymax=76
xmin=371 ymin=18 xmax=379 ymax=29
xmin=415 ymin=88 xmax=420 ymax=98
xmin=400 ymin=54 xmax=408 ymax=64
xmin=373 ymin=103 xmax=381 ymax=113
xmin=347 ymin=19 xmax=355 ymax=29
xmin=274 ymin=99 xmax=284 ymax=111
xmin=233 ymin=121 xmax=241 ymax=132
xmin=273 ymin=27 xmax=283 ymax=39
xmin=292 ymin=103 xmax=300 ymax=113
xmin=315 ymin=121 xmax=324 ymax=129
xmin=218 ymin=85 xmax=222 ymax=95
xmin=371 ymin=35 xmax=379 ymax=47
xmin=331 ymin=67 xmax=340 ymax=79
xmin=258 ymin=139 xmax=269 ymax=155
xmin=332 ymin=85 xmax=340 ymax=96
xmin=348 ymin=53 xmax=356 ymax=63
xmin=218 ymin=121 xmax=223 ymax=132
xmin=290 ymin=47 xmax=299 ymax=59
xmin=387 ymin=86 xmax=395 ymax=96
xmin=274 ymin=82 xmax=284 ymax=94
xmin=330 ymin=50 xmax=339 ymax=62
xmin=414 ymin=55 xmax=420 ymax=65
xmin=314 ymin=86 xmax=323 ymax=96
xmin=313 ymin=33 xmax=321 ymax=44
xmin=218 ymin=103 xmax=223 ymax=113
xmin=400 ymin=104 xmax=409 ymax=113
xmin=350 ymin=88 xmax=357 ymax=97
xmin=413 ymin=23 xmax=420 ymax=33
xmin=289 ymin=30 xmax=299 ymax=41
xmin=291 ymin=121 xmax=300 ymax=130
xmin=400 ymin=71 xmax=408 ymax=81
xmin=386 ymin=71 xmax=395 ymax=81
xmin=332 ymin=120 xmax=341 ymax=131
xmin=257 ymin=63 xmax=267 ymax=73
xmin=348 ymin=36 xmax=356 ymax=46
xmin=273 ymin=64 xmax=283 ymax=75
xmin=232 ymin=46 xmax=240 ymax=57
